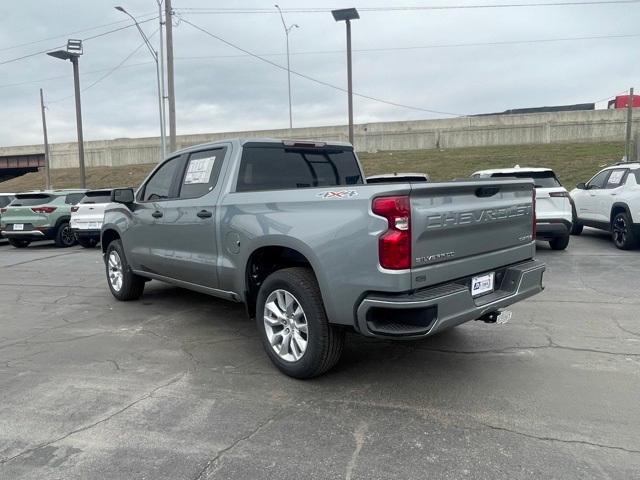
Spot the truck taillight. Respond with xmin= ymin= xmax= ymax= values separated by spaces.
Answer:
xmin=532 ymin=190 xmax=537 ymax=238
xmin=71 ymin=206 xmax=79 ymax=213
xmin=372 ymin=195 xmax=411 ymax=270
xmin=31 ymin=206 xmax=57 ymax=214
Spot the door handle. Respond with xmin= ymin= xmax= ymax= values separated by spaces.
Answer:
xmin=197 ymin=210 xmax=213 ymax=219
xmin=151 ymin=211 xmax=163 ymax=218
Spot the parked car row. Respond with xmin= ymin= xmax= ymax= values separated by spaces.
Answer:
xmin=0 ymin=188 xmax=116 ymax=248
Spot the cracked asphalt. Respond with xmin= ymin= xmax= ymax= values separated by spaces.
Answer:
xmin=0 ymin=229 xmax=639 ymax=479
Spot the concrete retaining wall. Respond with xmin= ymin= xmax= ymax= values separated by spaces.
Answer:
xmin=1 ymin=108 xmax=638 ymax=169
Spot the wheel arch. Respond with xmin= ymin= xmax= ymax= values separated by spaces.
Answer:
xmin=611 ymin=202 xmax=633 ymax=224
xmin=101 ymin=228 xmax=121 ymax=254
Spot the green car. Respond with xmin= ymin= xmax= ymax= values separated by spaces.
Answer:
xmin=0 ymin=190 xmax=87 ymax=248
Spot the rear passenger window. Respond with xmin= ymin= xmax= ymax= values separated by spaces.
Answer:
xmin=141 ymin=156 xmax=182 ymax=202
xmin=179 ymin=148 xmax=226 ymax=199
xmin=236 ymin=146 xmax=363 ymax=192
xmin=605 ymin=169 xmax=627 ymax=189
xmin=65 ymin=193 xmax=85 ymax=205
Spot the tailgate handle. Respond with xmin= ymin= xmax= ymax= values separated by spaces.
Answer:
xmin=475 ymin=187 xmax=500 ymax=198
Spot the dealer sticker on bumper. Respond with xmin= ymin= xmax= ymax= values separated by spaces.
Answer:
xmin=471 ymin=272 xmax=495 ymax=297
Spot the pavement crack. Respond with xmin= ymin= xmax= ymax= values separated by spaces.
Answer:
xmin=193 ymin=407 xmax=286 ymax=480
xmin=0 ymin=372 xmax=187 ymax=465
xmin=345 ymin=421 xmax=368 ymax=480
xmin=479 ymin=422 xmax=640 ymax=455
xmin=3 ymin=251 xmax=82 ymax=268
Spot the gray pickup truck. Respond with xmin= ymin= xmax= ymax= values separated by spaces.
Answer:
xmin=102 ymin=138 xmax=545 ymax=378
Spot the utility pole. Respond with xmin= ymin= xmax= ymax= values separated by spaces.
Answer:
xmin=158 ymin=0 xmax=167 ymax=158
xmin=625 ymin=87 xmax=634 ymax=162
xmin=346 ymin=19 xmax=354 ymax=145
xmin=71 ymin=56 xmax=86 ymax=188
xmin=39 ymin=89 xmax=51 ymax=190
xmin=165 ymin=0 xmax=177 ymax=152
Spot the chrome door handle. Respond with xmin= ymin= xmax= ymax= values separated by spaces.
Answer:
xmin=151 ymin=211 xmax=163 ymax=218
xmin=197 ymin=210 xmax=213 ymax=219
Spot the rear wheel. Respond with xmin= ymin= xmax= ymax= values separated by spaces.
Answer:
xmin=77 ymin=237 xmax=98 ymax=248
xmin=549 ymin=234 xmax=570 ymax=250
xmin=611 ymin=212 xmax=638 ymax=250
xmin=54 ymin=222 xmax=76 ymax=247
xmin=105 ymin=239 xmax=145 ymax=300
xmin=570 ymin=203 xmax=583 ymax=235
xmin=256 ymin=267 xmax=344 ymax=379
xmin=8 ymin=239 xmax=30 ymax=248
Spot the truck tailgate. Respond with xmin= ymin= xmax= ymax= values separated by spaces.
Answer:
xmin=410 ymin=179 xmax=535 ymax=288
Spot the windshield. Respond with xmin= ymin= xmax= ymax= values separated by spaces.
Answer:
xmin=490 ymin=171 xmax=561 ymax=188
xmin=10 ymin=194 xmax=53 ymax=206
xmin=80 ymin=191 xmax=112 ymax=204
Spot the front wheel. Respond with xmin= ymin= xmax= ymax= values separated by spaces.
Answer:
xmin=54 ymin=222 xmax=76 ymax=247
xmin=549 ymin=235 xmax=570 ymax=250
xmin=256 ymin=267 xmax=344 ymax=379
xmin=8 ymin=239 xmax=30 ymax=248
xmin=105 ymin=239 xmax=145 ymax=300
xmin=612 ymin=212 xmax=638 ymax=250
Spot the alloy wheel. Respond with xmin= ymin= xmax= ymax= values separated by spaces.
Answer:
xmin=61 ymin=225 xmax=75 ymax=246
xmin=108 ymin=250 xmax=124 ymax=292
xmin=613 ymin=216 xmax=628 ymax=247
xmin=263 ymin=289 xmax=309 ymax=362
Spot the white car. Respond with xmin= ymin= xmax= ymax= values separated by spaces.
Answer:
xmin=70 ymin=189 xmax=114 ymax=248
xmin=472 ymin=166 xmax=572 ymax=250
xmin=570 ymin=162 xmax=640 ymax=250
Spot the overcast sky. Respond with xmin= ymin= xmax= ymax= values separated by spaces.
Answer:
xmin=1 ymin=0 xmax=639 ymax=147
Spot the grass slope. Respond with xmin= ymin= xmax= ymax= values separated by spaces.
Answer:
xmin=0 ymin=142 xmax=625 ymax=192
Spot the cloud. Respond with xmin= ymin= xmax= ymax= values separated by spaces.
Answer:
xmin=1 ymin=0 xmax=638 ymax=147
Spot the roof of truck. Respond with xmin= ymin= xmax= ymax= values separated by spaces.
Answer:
xmin=174 ymin=138 xmax=353 ymax=155
xmin=473 ymin=166 xmax=554 ymax=176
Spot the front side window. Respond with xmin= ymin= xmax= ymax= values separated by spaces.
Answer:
xmin=605 ymin=169 xmax=627 ymax=189
xmin=141 ymin=157 xmax=182 ymax=202
xmin=236 ymin=146 xmax=363 ymax=192
xmin=178 ymin=148 xmax=226 ymax=199
xmin=586 ymin=170 xmax=610 ymax=190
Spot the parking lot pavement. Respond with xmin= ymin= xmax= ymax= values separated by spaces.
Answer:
xmin=0 ymin=231 xmax=639 ymax=479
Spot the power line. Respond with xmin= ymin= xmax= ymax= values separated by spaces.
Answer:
xmin=0 ymin=11 xmax=157 ymax=53
xmin=175 ymin=0 xmax=640 ymax=14
xmin=1 ymin=30 xmax=636 ymax=91
xmin=179 ymin=17 xmax=465 ymax=116
xmin=0 ymin=17 xmax=158 ymax=67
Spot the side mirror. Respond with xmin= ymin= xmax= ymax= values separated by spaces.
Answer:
xmin=111 ymin=188 xmax=135 ymax=205
xmin=576 ymin=182 xmax=586 ymax=190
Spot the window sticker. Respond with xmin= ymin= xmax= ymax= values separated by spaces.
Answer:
xmin=184 ymin=156 xmax=216 ymax=184
xmin=608 ymin=170 xmax=625 ymax=186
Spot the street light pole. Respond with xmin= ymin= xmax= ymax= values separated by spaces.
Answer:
xmin=71 ymin=56 xmax=86 ymax=187
xmin=157 ymin=0 xmax=167 ymax=155
xmin=331 ymin=8 xmax=359 ymax=146
xmin=39 ymin=88 xmax=52 ymax=190
xmin=115 ymin=6 xmax=166 ymax=161
xmin=47 ymin=40 xmax=86 ymax=188
xmin=625 ymin=87 xmax=634 ymax=162
xmin=275 ymin=5 xmax=299 ymax=129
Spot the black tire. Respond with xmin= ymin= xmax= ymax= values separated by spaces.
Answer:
xmin=54 ymin=222 xmax=76 ymax=248
xmin=256 ymin=267 xmax=344 ymax=379
xmin=611 ymin=212 xmax=638 ymax=250
xmin=105 ymin=239 xmax=145 ymax=301
xmin=8 ymin=239 xmax=30 ymax=248
xmin=570 ymin=203 xmax=583 ymax=235
xmin=570 ymin=222 xmax=583 ymax=235
xmin=77 ymin=237 xmax=98 ymax=248
xmin=549 ymin=234 xmax=570 ymax=250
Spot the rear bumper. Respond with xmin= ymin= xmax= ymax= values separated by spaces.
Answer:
xmin=72 ymin=228 xmax=101 ymax=238
xmin=1 ymin=227 xmax=55 ymax=240
xmin=536 ymin=219 xmax=571 ymax=240
xmin=355 ymin=259 xmax=545 ymax=338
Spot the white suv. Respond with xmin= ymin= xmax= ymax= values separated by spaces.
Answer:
xmin=472 ymin=167 xmax=572 ymax=250
xmin=570 ymin=163 xmax=640 ymax=250
xmin=70 ymin=189 xmax=114 ymax=248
